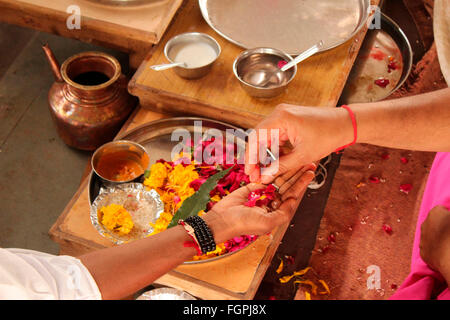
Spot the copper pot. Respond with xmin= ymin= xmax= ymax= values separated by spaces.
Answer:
xmin=42 ymin=44 xmax=137 ymax=151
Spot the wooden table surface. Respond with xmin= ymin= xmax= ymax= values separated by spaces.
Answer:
xmin=0 ymin=0 xmax=183 ymax=68
xmin=129 ymin=0 xmax=378 ymax=128
xmin=48 ymin=0 xmax=379 ymax=300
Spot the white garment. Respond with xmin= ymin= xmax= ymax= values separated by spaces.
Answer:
xmin=0 ymin=248 xmax=102 ymax=300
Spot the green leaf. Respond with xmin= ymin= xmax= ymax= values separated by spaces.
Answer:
xmin=167 ymin=166 xmax=234 ymax=228
xmin=143 ymin=169 xmax=150 ymax=179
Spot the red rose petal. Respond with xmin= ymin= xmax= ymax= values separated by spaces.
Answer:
xmin=400 ymin=157 xmax=408 ymax=164
xmin=381 ymin=153 xmax=390 ymax=160
xmin=388 ymin=60 xmax=399 ymax=73
xmin=382 ymin=224 xmax=393 ymax=235
xmin=369 ymin=176 xmax=381 ymax=184
xmin=374 ymin=78 xmax=390 ymax=88
xmin=327 ymin=233 xmax=336 ymax=243
xmin=400 ymin=183 xmax=412 ymax=194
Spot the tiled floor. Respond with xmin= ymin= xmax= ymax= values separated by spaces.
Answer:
xmin=0 ymin=23 xmax=129 ymax=254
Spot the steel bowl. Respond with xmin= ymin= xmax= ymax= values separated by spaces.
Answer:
xmin=340 ymin=12 xmax=413 ymax=104
xmin=91 ymin=140 xmax=150 ymax=187
xmin=233 ymin=47 xmax=297 ymax=98
xmin=164 ymin=32 xmax=221 ymax=79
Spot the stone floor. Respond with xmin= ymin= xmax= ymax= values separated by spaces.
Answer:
xmin=0 ymin=22 xmax=129 ymax=254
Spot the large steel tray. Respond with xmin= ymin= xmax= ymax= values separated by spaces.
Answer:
xmin=199 ymin=0 xmax=372 ymax=55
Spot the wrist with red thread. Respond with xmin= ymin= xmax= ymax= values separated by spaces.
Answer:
xmin=334 ymin=105 xmax=357 ymax=152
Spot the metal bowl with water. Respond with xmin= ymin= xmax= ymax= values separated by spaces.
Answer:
xmin=233 ymin=47 xmax=297 ymax=98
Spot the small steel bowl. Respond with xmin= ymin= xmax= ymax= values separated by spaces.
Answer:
xmin=233 ymin=47 xmax=297 ymax=98
xmin=91 ymin=140 xmax=150 ymax=187
xmin=164 ymin=32 xmax=221 ymax=79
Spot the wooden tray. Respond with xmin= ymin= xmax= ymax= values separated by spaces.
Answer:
xmin=0 ymin=0 xmax=183 ymax=68
xmin=128 ymin=0 xmax=379 ymax=129
xmin=49 ymin=108 xmax=287 ymax=299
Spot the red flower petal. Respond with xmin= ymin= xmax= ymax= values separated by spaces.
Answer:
xmin=374 ymin=78 xmax=390 ymax=88
xmin=400 ymin=183 xmax=412 ymax=194
xmin=369 ymin=176 xmax=381 ymax=184
xmin=381 ymin=153 xmax=390 ymax=160
xmin=388 ymin=60 xmax=400 ymax=73
xmin=382 ymin=224 xmax=393 ymax=235
xmin=320 ymin=245 xmax=330 ymax=254
xmin=400 ymin=157 xmax=408 ymax=164
xmin=327 ymin=233 xmax=336 ymax=243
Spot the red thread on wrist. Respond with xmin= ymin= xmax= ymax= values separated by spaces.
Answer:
xmin=334 ymin=105 xmax=357 ymax=153
xmin=179 ymin=220 xmax=203 ymax=256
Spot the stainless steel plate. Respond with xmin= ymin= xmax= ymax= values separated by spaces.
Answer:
xmin=199 ymin=0 xmax=371 ymax=55
xmin=137 ymin=287 xmax=197 ymax=300
xmin=340 ymin=13 xmax=413 ymax=104
xmin=91 ymin=183 xmax=164 ymax=245
xmin=89 ymin=117 xmax=251 ymax=264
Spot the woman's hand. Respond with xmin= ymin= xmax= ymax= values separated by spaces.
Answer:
xmin=244 ymin=104 xmax=353 ymax=184
xmin=203 ymin=164 xmax=316 ymax=243
xmin=420 ymin=205 xmax=450 ymax=286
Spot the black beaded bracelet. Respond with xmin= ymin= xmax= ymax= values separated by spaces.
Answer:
xmin=182 ymin=216 xmax=216 ymax=254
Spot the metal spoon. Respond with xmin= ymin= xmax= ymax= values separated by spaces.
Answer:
xmin=280 ymin=40 xmax=324 ymax=71
xmin=149 ymin=61 xmax=186 ymax=71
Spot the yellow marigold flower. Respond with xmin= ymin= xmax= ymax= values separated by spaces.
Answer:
xmin=276 ymin=259 xmax=284 ymax=274
xmin=99 ymin=204 xmax=134 ymax=236
xmin=279 ymin=267 xmax=312 ymax=283
xmin=168 ymin=164 xmax=197 ymax=185
xmin=318 ymin=279 xmax=331 ymax=295
xmin=197 ymin=210 xmax=205 ymax=217
xmin=144 ymin=162 xmax=169 ymax=190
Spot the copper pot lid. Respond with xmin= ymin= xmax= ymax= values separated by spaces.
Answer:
xmin=199 ymin=0 xmax=371 ymax=55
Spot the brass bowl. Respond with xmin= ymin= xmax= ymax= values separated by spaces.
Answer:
xmin=91 ymin=140 xmax=150 ymax=187
xmin=233 ymin=47 xmax=297 ymax=98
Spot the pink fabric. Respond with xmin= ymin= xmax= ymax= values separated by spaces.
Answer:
xmin=390 ymin=152 xmax=450 ymax=300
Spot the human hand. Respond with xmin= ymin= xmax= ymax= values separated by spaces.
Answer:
xmin=245 ymin=104 xmax=354 ymax=184
xmin=420 ymin=205 xmax=450 ymax=286
xmin=203 ymin=165 xmax=316 ymax=243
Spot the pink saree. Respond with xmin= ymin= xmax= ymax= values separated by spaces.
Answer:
xmin=390 ymin=152 xmax=450 ymax=300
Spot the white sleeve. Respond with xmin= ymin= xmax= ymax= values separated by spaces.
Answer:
xmin=0 ymin=248 xmax=102 ymax=300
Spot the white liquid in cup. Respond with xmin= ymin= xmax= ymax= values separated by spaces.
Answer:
xmin=170 ymin=41 xmax=218 ymax=68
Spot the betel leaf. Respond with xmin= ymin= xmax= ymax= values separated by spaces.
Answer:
xmin=167 ymin=166 xmax=234 ymax=228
